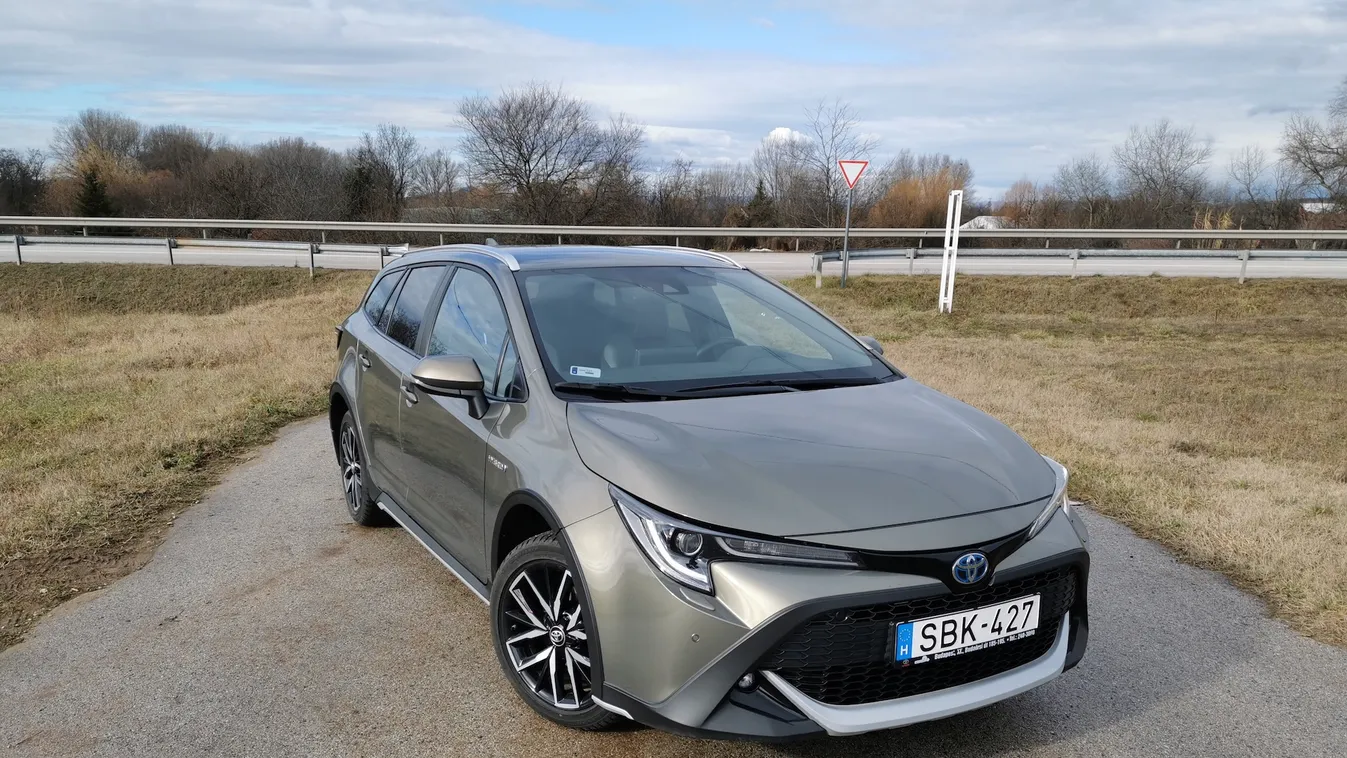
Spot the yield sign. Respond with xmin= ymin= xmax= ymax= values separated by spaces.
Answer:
xmin=838 ymin=160 xmax=869 ymax=189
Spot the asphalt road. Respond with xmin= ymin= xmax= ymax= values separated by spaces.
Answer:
xmin=3 ymin=419 xmax=1345 ymax=757
xmin=11 ymin=242 xmax=1347 ymax=279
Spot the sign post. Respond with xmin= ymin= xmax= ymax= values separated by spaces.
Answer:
xmin=837 ymin=160 xmax=869 ymax=288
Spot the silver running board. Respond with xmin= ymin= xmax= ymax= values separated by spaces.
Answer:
xmin=377 ymin=495 xmax=490 ymax=604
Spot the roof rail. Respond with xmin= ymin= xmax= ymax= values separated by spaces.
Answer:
xmin=428 ymin=243 xmax=521 ymax=271
xmin=634 ymin=245 xmax=742 ymax=268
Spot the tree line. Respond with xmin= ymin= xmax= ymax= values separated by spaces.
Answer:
xmin=2 ymin=79 xmax=1344 ymax=248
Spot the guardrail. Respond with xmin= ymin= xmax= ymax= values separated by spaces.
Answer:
xmin=809 ymin=246 xmax=1347 ymax=285
xmin=4 ymin=216 xmax=1347 ymax=285
xmin=4 ymin=215 xmax=1347 ymax=241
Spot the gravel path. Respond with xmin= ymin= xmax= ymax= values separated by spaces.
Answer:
xmin=3 ymin=418 xmax=1344 ymax=757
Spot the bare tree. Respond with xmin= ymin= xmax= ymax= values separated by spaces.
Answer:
xmin=1112 ymin=119 xmax=1213 ymax=226
xmin=1053 ymin=154 xmax=1112 ymax=227
xmin=139 ymin=125 xmax=216 ymax=175
xmin=797 ymin=100 xmax=879 ymax=226
xmin=0 ymin=149 xmax=47 ymax=216
xmin=365 ymin=124 xmax=421 ymax=201
xmin=458 ymin=83 xmax=645 ymax=224
xmin=1227 ymin=144 xmax=1305 ymax=229
xmin=410 ymin=148 xmax=461 ymax=203
xmin=51 ymin=109 xmax=143 ymax=173
xmin=1281 ymin=77 xmax=1347 ymax=207
xmin=254 ymin=138 xmax=346 ymax=220
xmin=752 ymin=130 xmax=811 ymax=224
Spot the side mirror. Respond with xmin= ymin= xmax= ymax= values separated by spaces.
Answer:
xmin=857 ymin=336 xmax=885 ymax=356
xmin=411 ymin=355 xmax=489 ymax=418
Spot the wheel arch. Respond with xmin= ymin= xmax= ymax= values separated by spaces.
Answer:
xmin=491 ymin=490 xmax=564 ymax=573
xmin=328 ymin=383 xmax=353 ymax=457
xmin=491 ymin=490 xmax=608 ymax=697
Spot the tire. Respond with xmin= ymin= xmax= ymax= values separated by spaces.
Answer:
xmin=336 ymin=411 xmax=389 ymax=527
xmin=491 ymin=533 xmax=621 ymax=731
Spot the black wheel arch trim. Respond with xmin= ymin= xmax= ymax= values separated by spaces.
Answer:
xmin=490 ymin=488 xmax=608 ymax=706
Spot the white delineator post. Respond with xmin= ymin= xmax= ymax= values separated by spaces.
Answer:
xmin=938 ymin=189 xmax=964 ymax=313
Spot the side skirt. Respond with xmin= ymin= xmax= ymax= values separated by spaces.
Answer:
xmin=377 ymin=494 xmax=491 ymax=604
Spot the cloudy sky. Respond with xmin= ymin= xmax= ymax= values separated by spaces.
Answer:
xmin=3 ymin=0 xmax=1346 ymax=196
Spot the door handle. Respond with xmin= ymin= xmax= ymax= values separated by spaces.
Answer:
xmin=359 ymin=354 xmax=371 ymax=370
xmin=401 ymin=382 xmax=419 ymax=405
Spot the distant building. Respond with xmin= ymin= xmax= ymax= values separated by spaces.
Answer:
xmin=960 ymin=215 xmax=1011 ymax=230
xmin=1300 ymin=200 xmax=1339 ymax=214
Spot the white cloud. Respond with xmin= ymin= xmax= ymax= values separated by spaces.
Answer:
xmin=764 ymin=126 xmax=808 ymax=143
xmin=1 ymin=0 xmax=1346 ymax=194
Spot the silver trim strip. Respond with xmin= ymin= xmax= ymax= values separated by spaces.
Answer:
xmin=761 ymin=612 xmax=1071 ymax=736
xmin=634 ymin=245 xmax=743 ymax=268
xmin=377 ymin=497 xmax=491 ymax=604
xmin=416 ymin=243 xmax=521 ymax=271
xmin=590 ymin=696 xmax=633 ymax=720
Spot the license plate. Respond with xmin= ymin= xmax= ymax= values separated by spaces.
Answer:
xmin=895 ymin=594 xmax=1040 ymax=663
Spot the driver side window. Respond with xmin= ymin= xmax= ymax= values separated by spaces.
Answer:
xmin=427 ymin=267 xmax=515 ymax=397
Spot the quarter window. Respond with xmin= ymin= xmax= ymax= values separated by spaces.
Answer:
xmin=362 ymin=270 xmax=404 ymax=327
xmin=428 ymin=268 xmax=510 ymax=391
xmin=385 ymin=266 xmax=445 ymax=351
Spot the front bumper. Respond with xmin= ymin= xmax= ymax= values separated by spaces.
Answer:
xmin=563 ymin=505 xmax=1090 ymax=740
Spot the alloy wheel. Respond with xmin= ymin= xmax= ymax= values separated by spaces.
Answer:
xmin=502 ymin=561 xmax=593 ymax=710
xmin=339 ymin=424 xmax=363 ymax=517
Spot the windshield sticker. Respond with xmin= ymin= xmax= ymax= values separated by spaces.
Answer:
xmin=570 ymin=366 xmax=602 ymax=379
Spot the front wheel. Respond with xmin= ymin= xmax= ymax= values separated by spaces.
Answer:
xmin=491 ymin=533 xmax=621 ymax=731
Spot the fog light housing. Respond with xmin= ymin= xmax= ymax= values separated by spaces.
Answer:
xmin=736 ymin=673 xmax=757 ymax=691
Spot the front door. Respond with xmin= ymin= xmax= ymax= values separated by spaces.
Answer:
xmin=398 ymin=265 xmax=516 ymax=582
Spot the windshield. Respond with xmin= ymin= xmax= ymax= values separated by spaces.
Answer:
xmin=515 ymin=266 xmax=896 ymax=397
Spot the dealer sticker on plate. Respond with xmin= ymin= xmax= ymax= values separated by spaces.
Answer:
xmin=895 ymin=594 xmax=1041 ymax=663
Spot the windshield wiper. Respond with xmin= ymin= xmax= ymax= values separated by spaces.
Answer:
xmin=553 ymin=382 xmax=681 ymax=401
xmin=677 ymin=376 xmax=884 ymax=395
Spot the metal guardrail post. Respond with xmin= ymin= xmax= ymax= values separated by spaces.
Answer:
xmin=321 ymin=231 xmax=327 ymax=244
xmin=83 ymin=227 xmax=88 ymax=237
xmin=13 ymin=234 xmax=22 ymax=265
xmin=1238 ymin=249 xmax=1250 ymax=284
xmin=379 ymin=246 xmax=386 ymax=268
xmin=166 ymin=238 xmax=175 ymax=266
xmin=309 ymin=242 xmax=317 ymax=278
xmin=202 ymin=229 xmax=208 ymax=239
xmin=439 ymin=234 xmax=444 ymax=246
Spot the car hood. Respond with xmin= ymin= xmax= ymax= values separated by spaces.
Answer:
xmin=566 ymin=379 xmax=1055 ymax=543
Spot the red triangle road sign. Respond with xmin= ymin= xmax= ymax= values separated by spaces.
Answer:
xmin=838 ymin=160 xmax=869 ymax=189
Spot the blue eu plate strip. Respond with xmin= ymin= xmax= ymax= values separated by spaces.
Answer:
xmin=895 ymin=622 xmax=914 ymax=661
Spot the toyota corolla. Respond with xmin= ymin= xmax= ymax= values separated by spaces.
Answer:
xmin=329 ymin=244 xmax=1090 ymax=738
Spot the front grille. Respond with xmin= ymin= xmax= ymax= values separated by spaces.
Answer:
xmin=760 ymin=568 xmax=1076 ymax=706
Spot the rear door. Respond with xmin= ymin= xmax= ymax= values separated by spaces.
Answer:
xmin=357 ymin=264 xmax=448 ymax=500
xmin=351 ymin=268 xmax=405 ymax=495
xmin=398 ymin=265 xmax=521 ymax=581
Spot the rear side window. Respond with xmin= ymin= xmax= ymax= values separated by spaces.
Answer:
xmin=385 ymin=266 xmax=445 ymax=351
xmin=362 ymin=270 xmax=404 ymax=326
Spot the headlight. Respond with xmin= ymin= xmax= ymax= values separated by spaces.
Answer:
xmin=611 ymin=485 xmax=861 ymax=594
xmin=1028 ymin=456 xmax=1070 ymax=539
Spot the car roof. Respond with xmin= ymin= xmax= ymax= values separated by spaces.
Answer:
xmin=390 ymin=244 xmax=740 ymax=272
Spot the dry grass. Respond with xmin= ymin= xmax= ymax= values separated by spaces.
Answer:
xmin=791 ymin=275 xmax=1347 ymax=647
xmin=0 ymin=264 xmax=373 ymax=647
xmin=2 ymin=265 xmax=1344 ymax=652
